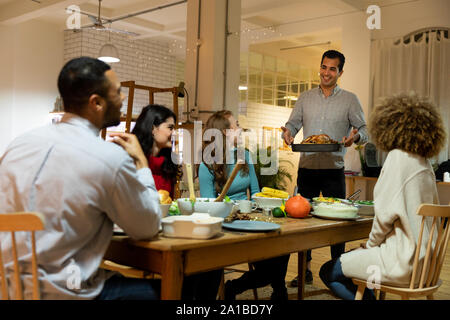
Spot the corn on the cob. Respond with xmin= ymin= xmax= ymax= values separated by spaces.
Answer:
xmin=253 ymin=192 xmax=272 ymax=198
xmin=260 ymin=187 xmax=289 ymax=199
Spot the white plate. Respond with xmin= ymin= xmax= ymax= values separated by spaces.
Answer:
xmin=222 ymin=220 xmax=281 ymax=232
xmin=311 ymin=212 xmax=361 ymax=221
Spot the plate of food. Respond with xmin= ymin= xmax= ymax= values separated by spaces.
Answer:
xmin=292 ymin=134 xmax=343 ymax=152
xmin=311 ymin=202 xmax=360 ymax=221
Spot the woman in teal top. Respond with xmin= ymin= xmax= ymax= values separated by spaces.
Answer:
xmin=198 ymin=110 xmax=290 ymax=301
xmin=198 ymin=149 xmax=259 ymax=200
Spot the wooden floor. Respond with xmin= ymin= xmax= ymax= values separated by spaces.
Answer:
xmin=225 ymin=238 xmax=450 ymax=300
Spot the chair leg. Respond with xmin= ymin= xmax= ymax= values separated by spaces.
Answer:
xmin=217 ymin=272 xmax=225 ymax=300
xmin=248 ymin=263 xmax=258 ymax=300
xmin=354 ymin=285 xmax=365 ymax=300
xmin=379 ymin=291 xmax=386 ymax=300
xmin=427 ymin=294 xmax=434 ymax=300
xmin=252 ymin=288 xmax=258 ymax=300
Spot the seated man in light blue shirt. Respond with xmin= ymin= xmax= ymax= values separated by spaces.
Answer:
xmin=0 ymin=57 xmax=162 ymax=299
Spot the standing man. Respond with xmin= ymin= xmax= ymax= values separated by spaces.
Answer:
xmin=281 ymin=50 xmax=368 ymax=286
xmin=0 ymin=57 xmax=162 ymax=299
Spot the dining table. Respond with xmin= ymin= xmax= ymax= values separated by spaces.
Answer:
xmin=104 ymin=212 xmax=373 ymax=300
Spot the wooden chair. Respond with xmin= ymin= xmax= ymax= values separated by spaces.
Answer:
xmin=218 ymin=263 xmax=259 ymax=300
xmin=0 ymin=212 xmax=45 ymax=300
xmin=353 ymin=203 xmax=450 ymax=300
xmin=100 ymin=260 xmax=157 ymax=279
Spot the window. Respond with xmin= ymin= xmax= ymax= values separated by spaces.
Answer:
xmin=240 ymin=52 xmax=319 ymax=108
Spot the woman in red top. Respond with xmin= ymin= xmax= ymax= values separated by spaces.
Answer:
xmin=132 ymin=104 xmax=222 ymax=300
xmin=132 ymin=104 xmax=180 ymax=198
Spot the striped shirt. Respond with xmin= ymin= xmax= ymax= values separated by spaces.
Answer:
xmin=285 ymin=85 xmax=368 ymax=169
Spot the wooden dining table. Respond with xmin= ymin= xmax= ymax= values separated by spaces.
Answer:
xmin=104 ymin=213 xmax=373 ymax=300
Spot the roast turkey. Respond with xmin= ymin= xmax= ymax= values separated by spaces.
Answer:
xmin=301 ymin=134 xmax=338 ymax=144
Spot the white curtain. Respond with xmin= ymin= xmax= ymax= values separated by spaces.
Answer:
xmin=370 ymin=30 xmax=450 ymax=167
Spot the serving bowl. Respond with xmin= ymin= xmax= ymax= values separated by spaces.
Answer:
xmin=161 ymin=213 xmax=224 ymax=239
xmin=339 ymin=199 xmax=375 ymax=216
xmin=349 ymin=200 xmax=375 ymax=216
xmin=176 ymin=198 xmax=235 ymax=218
xmin=252 ymin=196 xmax=288 ymax=209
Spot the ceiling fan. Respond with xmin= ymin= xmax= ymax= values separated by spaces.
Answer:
xmin=67 ymin=0 xmax=188 ymax=36
xmin=70 ymin=0 xmax=140 ymax=36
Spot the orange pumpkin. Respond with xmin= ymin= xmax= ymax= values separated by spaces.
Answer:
xmin=285 ymin=195 xmax=311 ymax=218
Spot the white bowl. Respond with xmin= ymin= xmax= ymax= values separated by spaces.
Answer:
xmin=177 ymin=198 xmax=235 ymax=218
xmin=161 ymin=213 xmax=224 ymax=239
xmin=341 ymin=200 xmax=375 ymax=216
xmin=252 ymin=196 xmax=288 ymax=209
xmin=160 ymin=204 xmax=171 ymax=218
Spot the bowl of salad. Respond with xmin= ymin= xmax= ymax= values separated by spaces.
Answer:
xmin=312 ymin=197 xmax=346 ymax=204
xmin=177 ymin=197 xmax=235 ymax=218
xmin=344 ymin=199 xmax=374 ymax=216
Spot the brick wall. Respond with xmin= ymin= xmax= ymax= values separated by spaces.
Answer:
xmin=64 ymin=29 xmax=184 ymax=118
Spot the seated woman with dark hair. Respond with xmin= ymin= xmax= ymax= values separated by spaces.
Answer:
xmin=319 ymin=92 xmax=447 ymax=300
xmin=132 ymin=104 xmax=180 ymax=199
xmin=133 ymin=104 xmax=221 ymax=300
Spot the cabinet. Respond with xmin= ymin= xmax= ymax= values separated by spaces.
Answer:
xmin=345 ymin=176 xmax=450 ymax=204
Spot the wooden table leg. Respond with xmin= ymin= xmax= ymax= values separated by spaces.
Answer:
xmin=161 ymin=251 xmax=184 ymax=300
xmin=297 ymin=251 xmax=306 ymax=300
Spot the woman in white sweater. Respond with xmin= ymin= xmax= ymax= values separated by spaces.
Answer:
xmin=319 ymin=92 xmax=447 ymax=300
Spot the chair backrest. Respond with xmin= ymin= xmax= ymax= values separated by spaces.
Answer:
xmin=410 ymin=204 xmax=450 ymax=289
xmin=0 ymin=212 xmax=45 ymax=300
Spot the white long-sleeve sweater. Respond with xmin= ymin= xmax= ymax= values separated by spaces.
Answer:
xmin=340 ymin=149 xmax=439 ymax=286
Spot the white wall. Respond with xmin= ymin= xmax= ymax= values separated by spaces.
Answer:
xmin=0 ymin=25 xmax=14 ymax=154
xmin=0 ymin=19 xmax=64 ymax=156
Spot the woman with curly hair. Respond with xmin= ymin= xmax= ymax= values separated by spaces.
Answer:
xmin=198 ymin=110 xmax=290 ymax=300
xmin=319 ymin=92 xmax=447 ymax=300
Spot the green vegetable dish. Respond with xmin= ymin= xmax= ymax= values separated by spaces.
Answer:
xmin=168 ymin=202 xmax=181 ymax=215
xmin=355 ymin=200 xmax=374 ymax=206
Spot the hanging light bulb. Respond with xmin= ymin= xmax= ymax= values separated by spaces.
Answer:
xmin=98 ymin=24 xmax=120 ymax=63
xmin=98 ymin=43 xmax=120 ymax=63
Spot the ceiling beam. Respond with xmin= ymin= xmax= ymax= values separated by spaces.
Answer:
xmin=339 ymin=0 xmax=366 ymax=11
xmin=114 ymin=0 xmax=183 ymax=17
xmin=0 ymin=0 xmax=85 ymax=25
xmin=131 ymin=23 xmax=186 ymax=40
xmin=241 ymin=0 xmax=305 ymax=19
xmin=79 ymin=2 xmax=165 ymax=33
